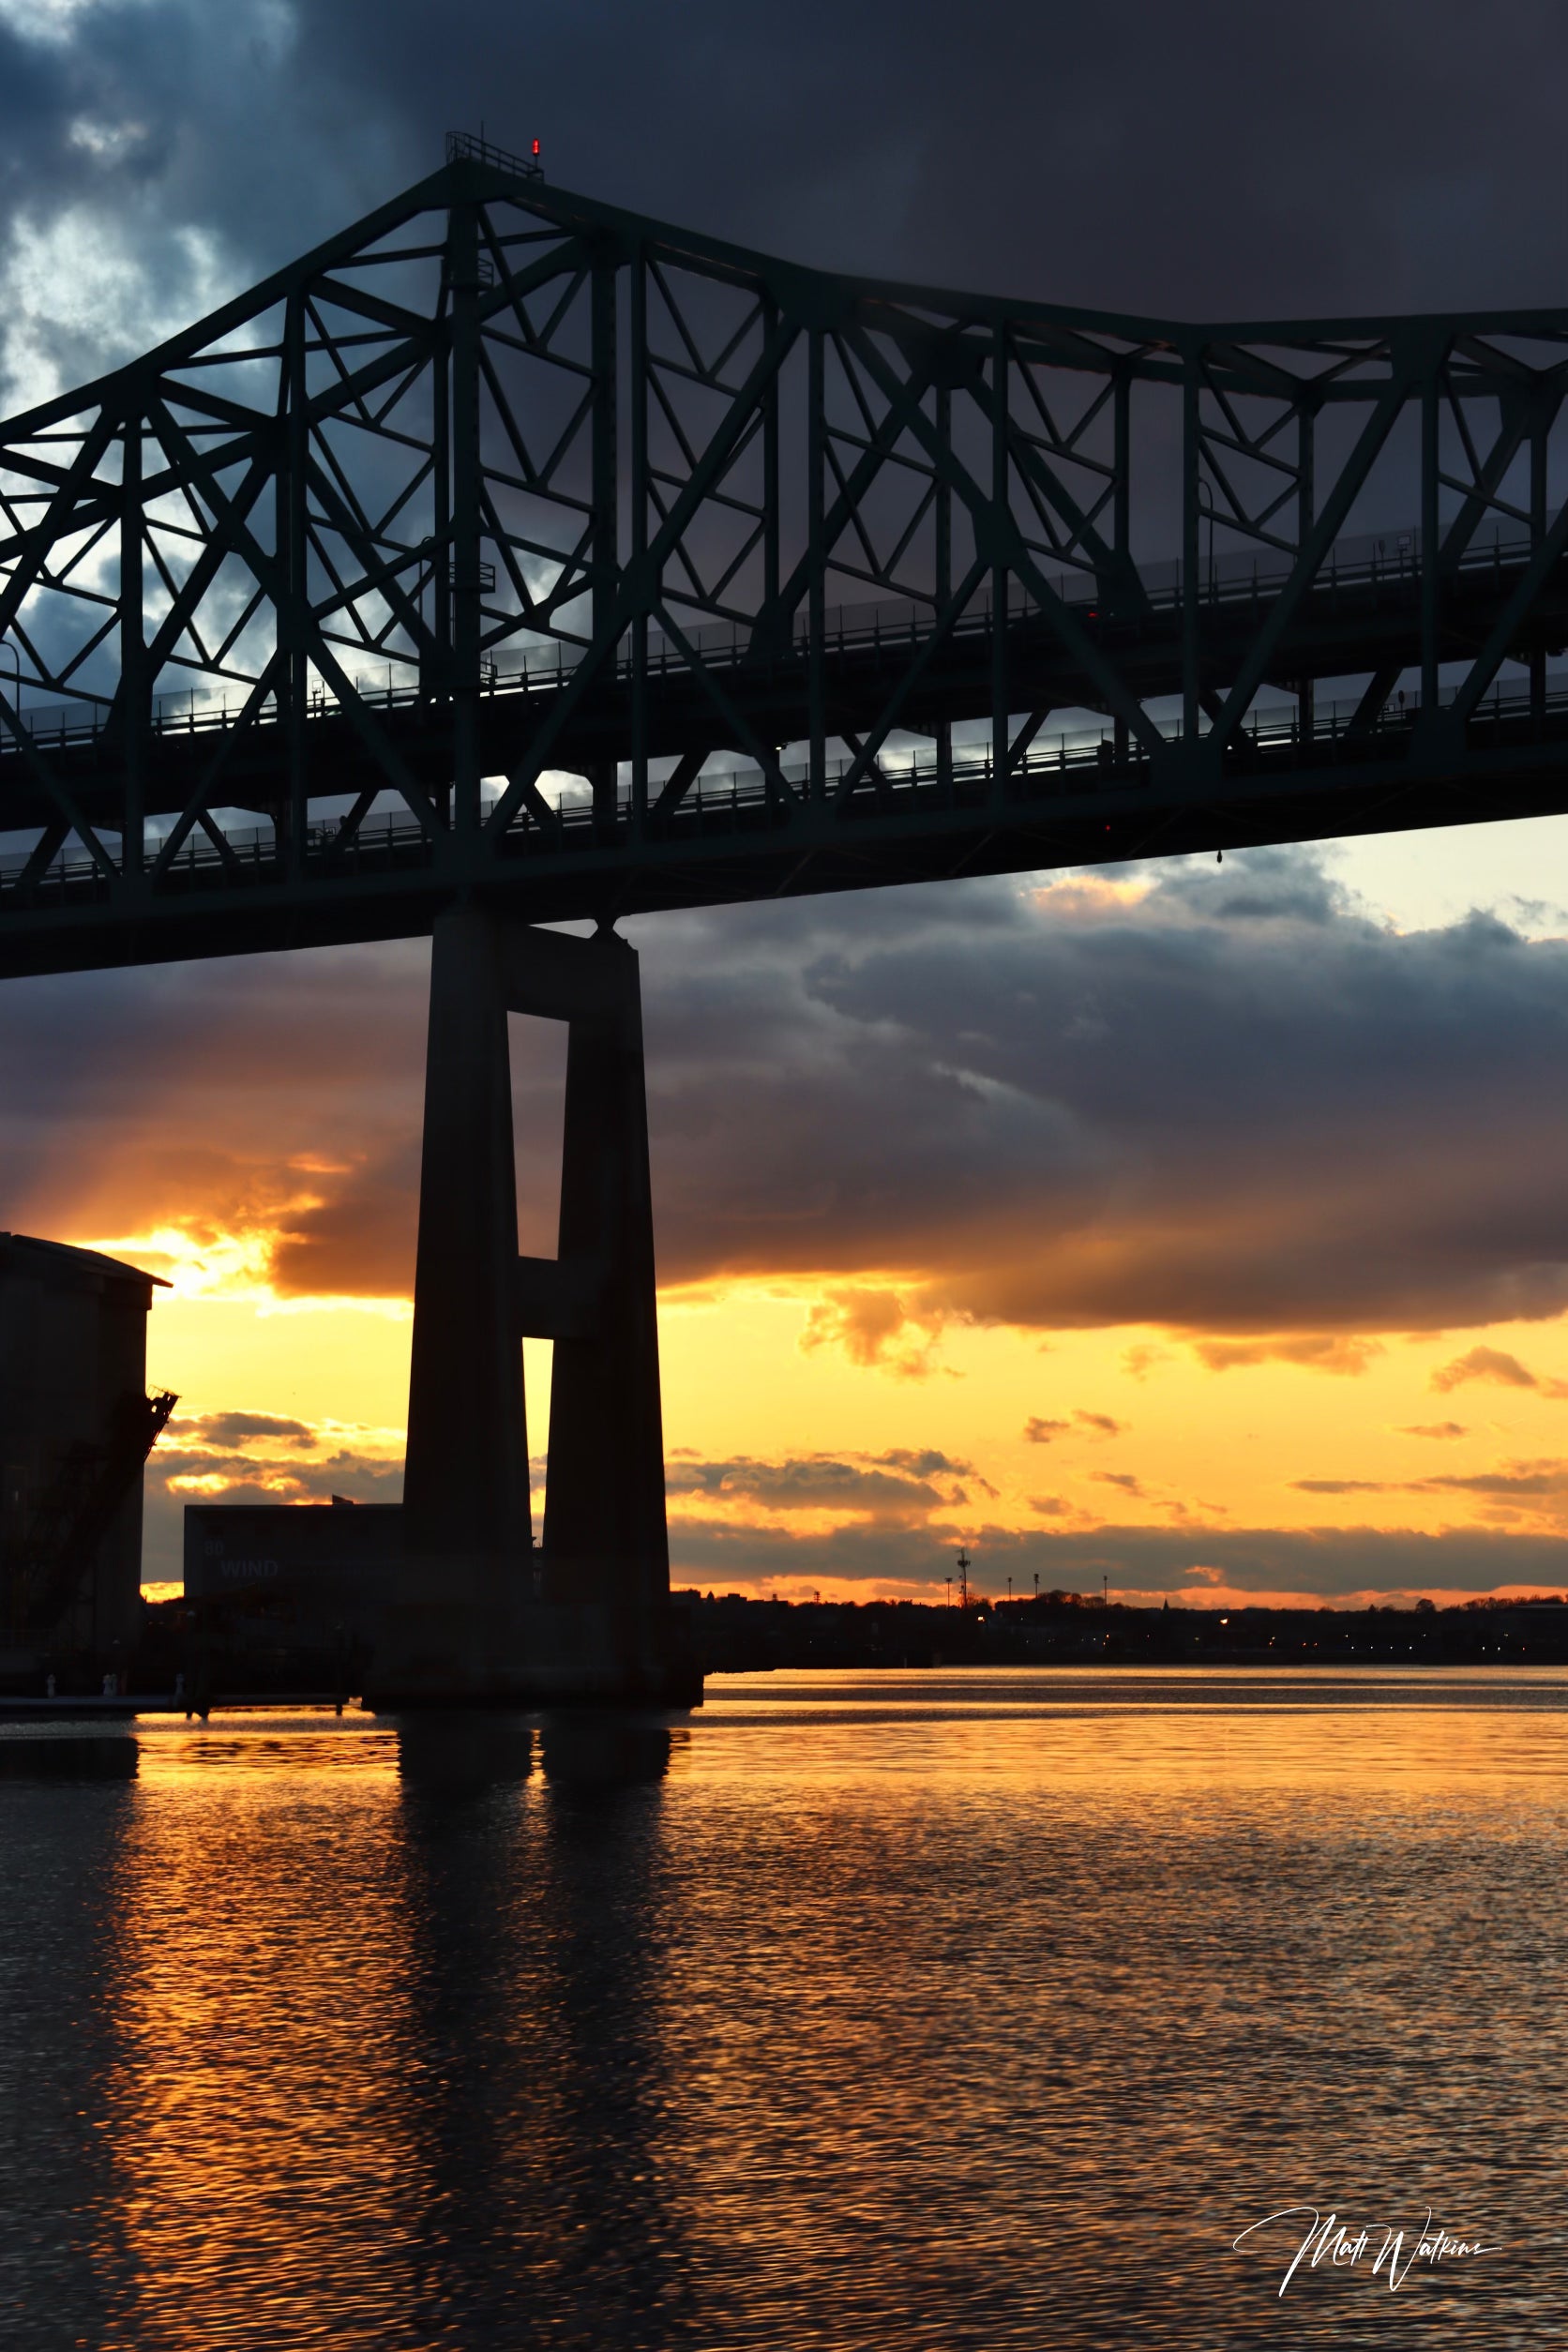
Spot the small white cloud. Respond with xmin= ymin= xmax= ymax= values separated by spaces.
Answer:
xmin=68 ymin=115 xmax=151 ymax=165
xmin=0 ymin=0 xmax=153 ymax=45
xmin=0 ymin=204 xmax=233 ymax=411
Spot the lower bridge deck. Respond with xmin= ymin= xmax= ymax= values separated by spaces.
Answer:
xmin=5 ymin=672 xmax=1567 ymax=975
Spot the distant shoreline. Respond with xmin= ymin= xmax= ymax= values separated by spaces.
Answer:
xmin=682 ymin=1591 xmax=1568 ymax=1674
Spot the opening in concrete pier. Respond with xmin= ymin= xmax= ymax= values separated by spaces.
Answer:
xmin=510 ymin=1005 xmax=569 ymax=1550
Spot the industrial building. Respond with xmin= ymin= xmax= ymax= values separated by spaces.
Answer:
xmin=182 ymin=1499 xmax=399 ymax=1681
xmin=0 ymin=1233 xmax=172 ymax=1681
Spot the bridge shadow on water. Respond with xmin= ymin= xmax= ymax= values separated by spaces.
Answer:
xmin=391 ymin=1710 xmax=697 ymax=2348
xmin=0 ymin=1711 xmax=702 ymax=2352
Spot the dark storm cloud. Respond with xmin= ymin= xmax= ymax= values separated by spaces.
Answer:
xmin=0 ymin=935 xmax=430 ymax=1264
xmin=13 ymin=847 xmax=1568 ymax=1338
xmin=5 ymin=0 xmax=1567 ymax=425
xmin=283 ymin=0 xmax=1568 ymax=320
xmin=0 ymin=1 xmax=407 ymax=414
xmin=626 ymin=852 xmax=1568 ymax=1334
xmin=667 ymin=1450 xmax=977 ymax=1520
xmin=170 ymin=1409 xmax=315 ymax=1448
xmin=667 ymin=1516 xmax=1568 ymax=1600
xmin=7 ymin=12 xmax=1568 ymax=1343
xmin=141 ymin=1437 xmax=402 ymax=1578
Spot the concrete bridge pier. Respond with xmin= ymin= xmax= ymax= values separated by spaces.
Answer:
xmin=368 ymin=906 xmax=696 ymax=1707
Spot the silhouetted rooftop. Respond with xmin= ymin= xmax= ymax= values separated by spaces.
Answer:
xmin=0 ymin=1232 xmax=170 ymax=1290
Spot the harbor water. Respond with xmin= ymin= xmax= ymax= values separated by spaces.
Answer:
xmin=0 ymin=1668 xmax=1564 ymax=2348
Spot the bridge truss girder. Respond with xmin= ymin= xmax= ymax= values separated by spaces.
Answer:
xmin=5 ymin=136 xmax=1568 ymax=974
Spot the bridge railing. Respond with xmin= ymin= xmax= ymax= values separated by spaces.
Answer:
xmin=5 ymin=667 xmax=1564 ymax=903
xmin=0 ymin=519 xmax=1531 ymax=763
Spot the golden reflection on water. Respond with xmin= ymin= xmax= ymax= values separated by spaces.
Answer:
xmin=97 ymin=1715 xmax=417 ymax=2350
xmin=3 ymin=1675 xmax=1565 ymax=2349
xmin=701 ymin=1666 xmax=1568 ymax=1807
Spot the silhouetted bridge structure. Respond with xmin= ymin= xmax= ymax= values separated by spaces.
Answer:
xmin=4 ymin=136 xmax=1567 ymax=1697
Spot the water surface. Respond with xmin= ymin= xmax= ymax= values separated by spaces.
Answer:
xmin=1 ymin=1668 xmax=1563 ymax=2347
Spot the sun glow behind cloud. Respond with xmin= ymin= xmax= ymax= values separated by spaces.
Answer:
xmin=10 ymin=825 xmax=1568 ymax=1607
xmin=76 ymin=1221 xmax=412 ymax=1316
xmin=8 ymin=0 xmax=1568 ymax=1635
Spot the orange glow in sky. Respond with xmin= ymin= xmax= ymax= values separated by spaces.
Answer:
xmin=86 ymin=1220 xmax=1568 ymax=1610
xmin=35 ymin=820 xmax=1568 ymax=1614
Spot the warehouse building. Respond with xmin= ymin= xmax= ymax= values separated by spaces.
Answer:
xmin=182 ymin=1498 xmax=400 ymax=1661
xmin=0 ymin=1232 xmax=172 ymax=1677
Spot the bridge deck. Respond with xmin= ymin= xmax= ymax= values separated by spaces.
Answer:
xmin=4 ymin=670 xmax=1566 ymax=977
xmin=6 ymin=155 xmax=1568 ymax=975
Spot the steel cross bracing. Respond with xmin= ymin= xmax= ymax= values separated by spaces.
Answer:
xmin=5 ymin=136 xmax=1568 ymax=979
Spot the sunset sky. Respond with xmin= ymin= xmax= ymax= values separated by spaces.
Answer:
xmin=6 ymin=0 xmax=1568 ymax=1608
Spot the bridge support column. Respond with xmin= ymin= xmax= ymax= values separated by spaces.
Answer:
xmin=402 ymin=905 xmax=531 ymax=1574
xmin=537 ymin=934 xmax=669 ymax=1654
xmin=369 ymin=907 xmax=694 ymax=1708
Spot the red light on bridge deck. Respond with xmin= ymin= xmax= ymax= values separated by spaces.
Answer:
xmin=533 ymin=139 xmax=541 ymax=158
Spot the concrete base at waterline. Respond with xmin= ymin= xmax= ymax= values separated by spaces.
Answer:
xmin=363 ymin=1579 xmax=701 ymax=1710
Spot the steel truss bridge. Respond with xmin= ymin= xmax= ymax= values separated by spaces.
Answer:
xmin=5 ymin=133 xmax=1568 ymax=985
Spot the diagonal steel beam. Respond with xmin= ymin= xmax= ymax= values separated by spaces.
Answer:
xmin=654 ymin=607 xmax=792 ymax=805
xmin=1346 ymin=663 xmax=1403 ymax=738
xmin=756 ymin=349 xmax=940 ymax=651
xmin=0 ymin=406 xmax=120 ymax=642
xmin=0 ymin=686 xmax=117 ymax=878
xmin=149 ymin=656 xmax=283 ymax=880
xmin=650 ymin=746 xmax=706 ymax=822
xmin=147 ymin=396 xmax=445 ymax=837
xmin=9 ymin=818 xmax=68 ymax=894
xmin=833 ymin=555 xmax=990 ymax=807
xmin=119 ymin=448 xmax=274 ymax=716
xmin=501 ymin=762 xmax=565 ymax=834
xmin=841 ymin=321 xmax=1164 ymax=753
xmin=1208 ymin=360 xmax=1418 ymax=749
xmin=486 ymin=308 xmax=799 ymax=837
xmin=1448 ymin=491 xmax=1568 ymax=725
xmin=1437 ymin=390 xmax=1554 ymax=574
xmin=304 ymin=454 xmax=437 ymax=660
